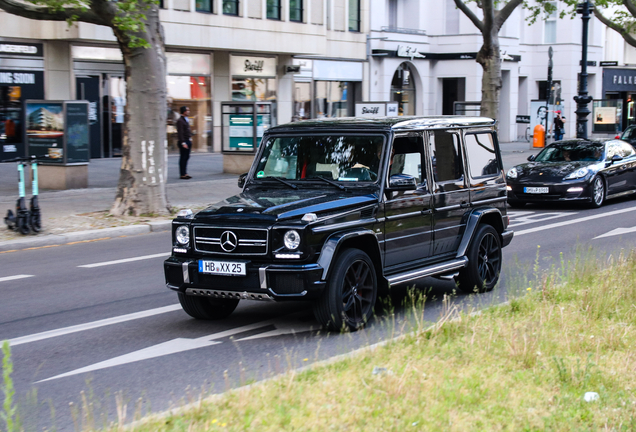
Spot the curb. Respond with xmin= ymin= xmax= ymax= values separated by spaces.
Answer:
xmin=0 ymin=220 xmax=172 ymax=252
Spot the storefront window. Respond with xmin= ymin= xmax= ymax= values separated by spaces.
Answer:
xmin=391 ymin=63 xmax=415 ymax=116
xmin=315 ymin=81 xmax=348 ymax=118
xmin=232 ymin=78 xmax=276 ymax=101
xmin=293 ymin=82 xmax=311 ymax=120
xmin=167 ymin=75 xmax=212 ymax=152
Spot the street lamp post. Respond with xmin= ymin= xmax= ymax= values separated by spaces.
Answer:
xmin=574 ymin=0 xmax=594 ymax=139
xmin=545 ymin=46 xmax=553 ymax=147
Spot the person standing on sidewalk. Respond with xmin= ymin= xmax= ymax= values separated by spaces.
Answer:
xmin=177 ymin=106 xmax=192 ymax=179
xmin=552 ymin=110 xmax=566 ymax=141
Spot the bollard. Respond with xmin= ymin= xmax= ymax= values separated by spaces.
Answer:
xmin=533 ymin=124 xmax=545 ymax=148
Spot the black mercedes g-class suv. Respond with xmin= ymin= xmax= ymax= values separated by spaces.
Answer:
xmin=164 ymin=117 xmax=513 ymax=331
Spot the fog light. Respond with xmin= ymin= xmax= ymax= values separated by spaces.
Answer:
xmin=275 ymin=253 xmax=302 ymax=259
xmin=506 ymin=185 xmax=512 ymax=191
xmin=567 ymin=187 xmax=584 ymax=193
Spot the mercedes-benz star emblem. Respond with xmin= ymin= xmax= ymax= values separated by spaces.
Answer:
xmin=220 ymin=231 xmax=238 ymax=252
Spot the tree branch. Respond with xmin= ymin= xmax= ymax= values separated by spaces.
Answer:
xmin=494 ymin=0 xmax=523 ymax=32
xmin=453 ymin=0 xmax=484 ymax=33
xmin=0 ymin=0 xmax=107 ymax=26
xmin=594 ymin=6 xmax=636 ymax=48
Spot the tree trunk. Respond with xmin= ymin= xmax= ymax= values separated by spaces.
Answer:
xmin=110 ymin=6 xmax=169 ymax=216
xmin=477 ymin=32 xmax=502 ymax=122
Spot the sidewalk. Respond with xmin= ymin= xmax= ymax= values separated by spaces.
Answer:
xmin=0 ymin=142 xmax=540 ymax=252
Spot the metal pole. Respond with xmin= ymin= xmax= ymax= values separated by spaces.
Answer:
xmin=545 ymin=47 xmax=553 ymax=147
xmin=574 ymin=0 xmax=594 ymax=139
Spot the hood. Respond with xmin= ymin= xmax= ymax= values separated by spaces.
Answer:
xmin=193 ymin=188 xmax=379 ymax=223
xmin=513 ymin=161 xmax=600 ymax=183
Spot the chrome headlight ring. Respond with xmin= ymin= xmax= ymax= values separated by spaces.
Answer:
xmin=175 ymin=225 xmax=190 ymax=246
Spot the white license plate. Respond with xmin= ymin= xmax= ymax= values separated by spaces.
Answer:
xmin=198 ymin=260 xmax=246 ymax=276
xmin=524 ymin=187 xmax=549 ymax=194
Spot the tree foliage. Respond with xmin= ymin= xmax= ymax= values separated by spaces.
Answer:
xmin=592 ymin=0 xmax=636 ymax=48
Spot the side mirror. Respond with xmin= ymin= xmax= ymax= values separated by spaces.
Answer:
xmin=612 ymin=154 xmax=624 ymax=163
xmin=238 ymin=172 xmax=248 ymax=188
xmin=388 ymin=174 xmax=417 ymax=191
xmin=527 ymin=154 xmax=536 ymax=162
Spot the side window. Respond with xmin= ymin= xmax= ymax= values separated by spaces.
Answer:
xmin=390 ymin=135 xmax=425 ymax=184
xmin=464 ymin=132 xmax=500 ymax=178
xmin=430 ymin=130 xmax=463 ymax=182
xmin=620 ymin=143 xmax=635 ymax=158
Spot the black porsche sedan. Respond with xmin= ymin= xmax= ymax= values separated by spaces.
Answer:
xmin=506 ymin=139 xmax=636 ymax=208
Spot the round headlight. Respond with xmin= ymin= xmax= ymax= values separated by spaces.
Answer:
xmin=506 ymin=167 xmax=518 ymax=179
xmin=283 ymin=230 xmax=301 ymax=250
xmin=175 ymin=225 xmax=190 ymax=245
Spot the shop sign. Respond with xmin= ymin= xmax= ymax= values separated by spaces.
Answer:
xmin=387 ymin=103 xmax=398 ymax=116
xmin=0 ymin=71 xmax=37 ymax=85
xmin=230 ymin=55 xmax=277 ymax=78
xmin=516 ymin=115 xmax=530 ymax=124
xmin=0 ymin=42 xmax=43 ymax=57
xmin=603 ymin=68 xmax=636 ymax=91
xmin=601 ymin=61 xmax=619 ymax=67
xmin=355 ymin=103 xmax=386 ymax=117
xmin=396 ymin=45 xmax=426 ymax=61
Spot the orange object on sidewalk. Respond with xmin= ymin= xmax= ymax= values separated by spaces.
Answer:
xmin=533 ymin=124 xmax=545 ymax=148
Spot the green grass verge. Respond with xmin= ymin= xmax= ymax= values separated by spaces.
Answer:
xmin=124 ymin=250 xmax=636 ymax=431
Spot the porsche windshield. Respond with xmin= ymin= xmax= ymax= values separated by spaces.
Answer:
xmin=535 ymin=142 xmax=605 ymax=163
xmin=253 ymin=135 xmax=385 ymax=183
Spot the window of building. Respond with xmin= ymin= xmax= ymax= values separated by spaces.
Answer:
xmin=464 ymin=133 xmax=499 ymax=178
xmin=315 ymin=81 xmax=349 ymax=118
xmin=391 ymin=63 xmax=416 ymax=116
xmin=289 ymin=0 xmax=303 ymax=21
xmin=348 ymin=0 xmax=360 ymax=31
xmin=445 ymin=0 xmax=459 ymax=34
xmin=544 ymin=1 xmax=557 ymax=44
xmin=430 ymin=130 xmax=463 ymax=182
xmin=223 ymin=0 xmax=239 ymax=15
xmin=538 ymin=80 xmax=561 ymax=102
xmin=267 ymin=0 xmax=280 ymax=19
xmin=293 ymin=82 xmax=311 ymax=120
xmin=388 ymin=0 xmax=397 ymax=29
xmin=232 ymin=78 xmax=277 ymax=101
xmin=196 ymin=0 xmax=212 ymax=12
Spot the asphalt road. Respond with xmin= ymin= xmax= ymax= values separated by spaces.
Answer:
xmin=3 ymin=197 xmax=636 ymax=430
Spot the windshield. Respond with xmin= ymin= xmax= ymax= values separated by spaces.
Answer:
xmin=534 ymin=142 xmax=604 ymax=163
xmin=253 ymin=135 xmax=385 ymax=183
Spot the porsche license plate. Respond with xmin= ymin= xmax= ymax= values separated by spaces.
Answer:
xmin=198 ymin=260 xmax=246 ymax=276
xmin=524 ymin=187 xmax=549 ymax=194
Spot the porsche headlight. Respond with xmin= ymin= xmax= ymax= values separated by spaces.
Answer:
xmin=283 ymin=230 xmax=301 ymax=250
xmin=175 ymin=225 xmax=190 ymax=245
xmin=564 ymin=167 xmax=589 ymax=180
xmin=506 ymin=167 xmax=518 ymax=179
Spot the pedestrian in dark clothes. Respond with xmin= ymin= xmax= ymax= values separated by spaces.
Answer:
xmin=177 ymin=106 xmax=192 ymax=179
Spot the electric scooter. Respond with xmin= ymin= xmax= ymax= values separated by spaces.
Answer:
xmin=4 ymin=155 xmax=45 ymax=234
xmin=4 ymin=157 xmax=30 ymax=235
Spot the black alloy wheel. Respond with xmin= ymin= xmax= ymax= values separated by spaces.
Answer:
xmin=457 ymin=224 xmax=502 ymax=294
xmin=314 ymin=248 xmax=378 ymax=332
xmin=590 ymin=176 xmax=605 ymax=208
xmin=178 ymin=292 xmax=240 ymax=320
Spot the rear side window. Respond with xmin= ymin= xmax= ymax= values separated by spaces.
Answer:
xmin=464 ymin=132 xmax=500 ymax=178
xmin=430 ymin=130 xmax=463 ymax=182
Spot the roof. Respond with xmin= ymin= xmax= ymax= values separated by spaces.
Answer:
xmin=267 ymin=116 xmax=496 ymax=133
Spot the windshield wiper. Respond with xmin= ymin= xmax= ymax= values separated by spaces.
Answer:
xmin=255 ymin=176 xmax=298 ymax=189
xmin=305 ymin=176 xmax=347 ymax=191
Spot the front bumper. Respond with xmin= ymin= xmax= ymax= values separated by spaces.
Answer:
xmin=507 ymin=179 xmax=593 ymax=203
xmin=164 ymin=256 xmax=326 ymax=301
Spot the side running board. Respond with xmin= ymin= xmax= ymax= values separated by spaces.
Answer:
xmin=387 ymin=257 xmax=468 ymax=286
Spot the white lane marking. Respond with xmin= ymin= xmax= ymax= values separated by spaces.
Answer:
xmin=235 ymin=320 xmax=317 ymax=342
xmin=515 ymin=206 xmax=636 ymax=237
xmin=37 ymin=318 xmax=280 ymax=383
xmin=9 ymin=305 xmax=182 ymax=347
xmin=78 ymin=253 xmax=169 ymax=268
xmin=0 ymin=275 xmax=34 ymax=283
xmin=594 ymin=226 xmax=636 ymax=240
xmin=509 ymin=211 xmax=576 ymax=228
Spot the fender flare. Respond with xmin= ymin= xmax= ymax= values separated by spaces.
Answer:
xmin=455 ymin=208 xmax=505 ymax=258
xmin=316 ymin=229 xmax=381 ymax=281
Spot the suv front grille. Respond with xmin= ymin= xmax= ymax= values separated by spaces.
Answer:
xmin=193 ymin=227 xmax=268 ymax=255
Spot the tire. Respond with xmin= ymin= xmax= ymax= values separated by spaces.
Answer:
xmin=508 ymin=200 xmax=526 ymax=209
xmin=457 ymin=224 xmax=502 ymax=294
xmin=589 ymin=176 xmax=605 ymax=208
xmin=17 ymin=214 xmax=30 ymax=235
xmin=313 ymin=248 xmax=378 ymax=332
xmin=30 ymin=211 xmax=41 ymax=233
xmin=178 ymin=292 xmax=239 ymax=320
